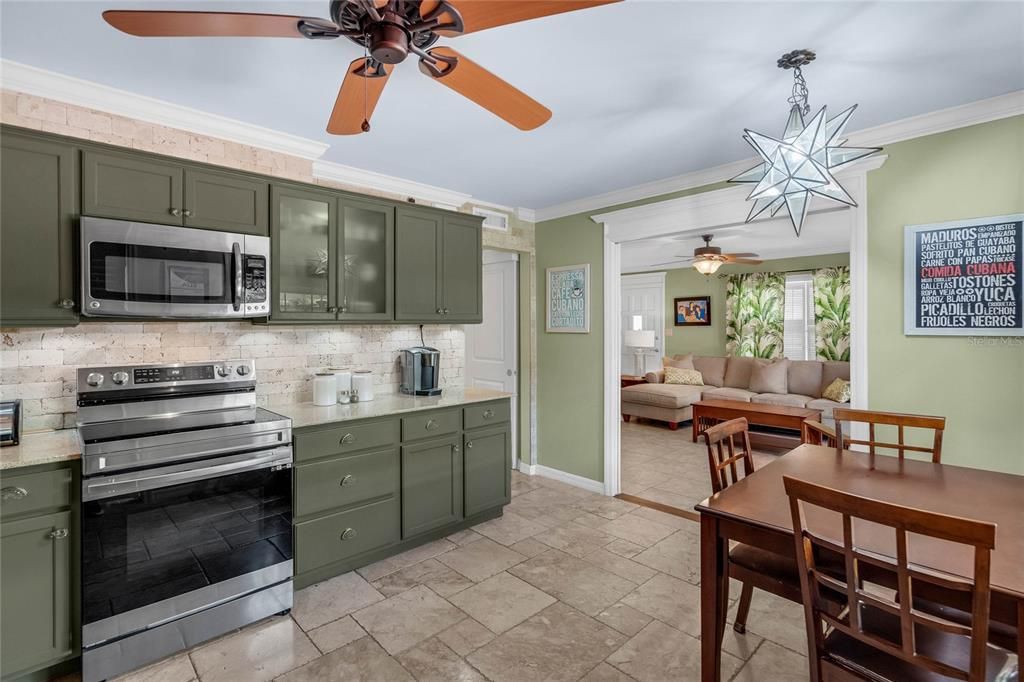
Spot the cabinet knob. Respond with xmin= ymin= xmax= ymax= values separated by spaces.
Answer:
xmin=183 ymin=209 xmax=194 ymax=217
xmin=436 ymin=308 xmax=443 ymax=315
xmin=340 ymin=474 xmax=356 ymax=487
xmin=340 ymin=306 xmax=348 ymax=313
xmin=48 ymin=528 xmax=69 ymax=540
xmin=453 ymin=445 xmax=460 ymax=454
xmin=443 ymin=308 xmax=450 ymax=315
xmin=58 ymin=299 xmax=75 ymax=310
xmin=340 ymin=528 xmax=358 ymax=541
xmin=425 ymin=419 xmax=439 ymax=431
xmin=169 ymin=208 xmax=182 ymax=217
xmin=340 ymin=433 xmax=357 ymax=444
xmin=466 ymin=441 xmax=474 ymax=449
xmin=483 ymin=409 xmax=494 ymax=419
xmin=327 ymin=306 xmax=338 ymax=313
xmin=0 ymin=486 xmax=28 ymax=501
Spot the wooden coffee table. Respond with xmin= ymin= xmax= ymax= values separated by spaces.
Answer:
xmin=691 ymin=399 xmax=821 ymax=450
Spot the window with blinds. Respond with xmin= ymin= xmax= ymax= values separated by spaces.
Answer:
xmin=783 ymin=273 xmax=816 ymax=361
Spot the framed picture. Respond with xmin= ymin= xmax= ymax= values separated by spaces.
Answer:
xmin=546 ymin=264 xmax=590 ymax=333
xmin=674 ymin=296 xmax=711 ymax=326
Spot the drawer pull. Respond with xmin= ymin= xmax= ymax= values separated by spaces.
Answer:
xmin=1 ymin=486 xmax=28 ymax=501
xmin=48 ymin=528 xmax=69 ymax=540
xmin=340 ymin=474 xmax=356 ymax=487
xmin=466 ymin=441 xmax=474 ymax=449
xmin=340 ymin=528 xmax=358 ymax=541
xmin=425 ymin=419 xmax=439 ymax=431
xmin=340 ymin=433 xmax=357 ymax=444
xmin=483 ymin=409 xmax=495 ymax=419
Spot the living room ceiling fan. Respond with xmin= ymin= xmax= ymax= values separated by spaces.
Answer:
xmin=652 ymin=234 xmax=762 ymax=275
xmin=102 ymin=0 xmax=620 ymax=134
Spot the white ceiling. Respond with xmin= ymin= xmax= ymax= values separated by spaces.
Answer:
xmin=1 ymin=1 xmax=1022 ymax=211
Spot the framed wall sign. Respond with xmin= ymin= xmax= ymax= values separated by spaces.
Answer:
xmin=546 ymin=264 xmax=590 ymax=333
xmin=904 ymin=213 xmax=1023 ymax=336
xmin=674 ymin=296 xmax=711 ymax=326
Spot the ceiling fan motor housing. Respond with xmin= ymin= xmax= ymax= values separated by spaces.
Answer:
xmin=369 ymin=15 xmax=409 ymax=64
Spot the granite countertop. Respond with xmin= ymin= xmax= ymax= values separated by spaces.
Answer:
xmin=0 ymin=388 xmax=512 ymax=470
xmin=277 ymin=387 xmax=513 ymax=429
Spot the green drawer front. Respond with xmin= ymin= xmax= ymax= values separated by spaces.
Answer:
xmin=294 ymin=497 xmax=399 ymax=574
xmin=294 ymin=419 xmax=399 ymax=462
xmin=0 ymin=468 xmax=71 ymax=519
xmin=464 ymin=401 xmax=511 ymax=430
xmin=295 ymin=448 xmax=399 ymax=518
xmin=401 ymin=409 xmax=460 ymax=442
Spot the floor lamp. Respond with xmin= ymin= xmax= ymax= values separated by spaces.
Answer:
xmin=623 ymin=330 xmax=656 ymax=377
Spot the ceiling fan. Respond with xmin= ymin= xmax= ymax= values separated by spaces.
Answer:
xmin=102 ymin=0 xmax=619 ymax=134
xmin=651 ymin=234 xmax=762 ymax=275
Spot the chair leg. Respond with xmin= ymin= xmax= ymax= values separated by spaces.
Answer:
xmin=733 ymin=582 xmax=754 ymax=634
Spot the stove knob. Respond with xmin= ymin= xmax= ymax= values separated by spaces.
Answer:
xmin=112 ymin=371 xmax=130 ymax=385
xmin=236 ymin=365 xmax=251 ymax=376
xmin=86 ymin=372 xmax=104 ymax=387
xmin=217 ymin=365 xmax=231 ymax=378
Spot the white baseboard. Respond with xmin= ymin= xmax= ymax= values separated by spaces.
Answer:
xmin=532 ymin=465 xmax=605 ymax=494
xmin=517 ymin=461 xmax=536 ymax=475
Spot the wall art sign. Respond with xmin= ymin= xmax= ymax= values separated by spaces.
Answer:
xmin=546 ymin=264 xmax=590 ymax=333
xmin=674 ymin=296 xmax=712 ymax=326
xmin=904 ymin=214 xmax=1023 ymax=336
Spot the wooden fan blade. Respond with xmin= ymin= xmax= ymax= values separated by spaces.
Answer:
xmin=327 ymin=59 xmax=392 ymax=135
xmin=102 ymin=10 xmax=317 ymax=37
xmin=420 ymin=47 xmax=551 ymax=130
xmin=725 ymin=252 xmax=760 ymax=258
xmin=420 ymin=0 xmax=620 ymax=36
xmin=728 ymin=258 xmax=763 ymax=265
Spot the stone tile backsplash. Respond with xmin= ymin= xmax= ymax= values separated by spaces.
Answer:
xmin=0 ymin=322 xmax=465 ymax=432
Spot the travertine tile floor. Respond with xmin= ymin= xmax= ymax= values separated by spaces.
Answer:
xmin=96 ymin=421 xmax=807 ymax=682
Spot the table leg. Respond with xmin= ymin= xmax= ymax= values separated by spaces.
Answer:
xmin=692 ymin=413 xmax=700 ymax=443
xmin=701 ymin=513 xmax=728 ymax=682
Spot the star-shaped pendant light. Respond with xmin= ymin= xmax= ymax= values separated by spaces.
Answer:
xmin=730 ymin=50 xmax=881 ymax=236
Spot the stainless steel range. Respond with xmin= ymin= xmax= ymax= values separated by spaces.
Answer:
xmin=76 ymin=360 xmax=293 ymax=682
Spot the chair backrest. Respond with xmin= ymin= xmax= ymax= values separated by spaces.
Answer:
xmin=833 ymin=408 xmax=945 ymax=462
xmin=701 ymin=417 xmax=754 ymax=493
xmin=783 ymin=475 xmax=996 ymax=682
xmin=801 ymin=419 xmax=844 ymax=449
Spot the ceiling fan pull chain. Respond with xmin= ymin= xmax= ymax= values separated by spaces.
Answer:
xmin=362 ymin=35 xmax=371 ymax=132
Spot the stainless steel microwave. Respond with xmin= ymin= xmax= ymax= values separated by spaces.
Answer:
xmin=81 ymin=217 xmax=270 ymax=319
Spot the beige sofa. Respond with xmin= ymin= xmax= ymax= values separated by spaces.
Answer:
xmin=621 ymin=355 xmax=850 ymax=430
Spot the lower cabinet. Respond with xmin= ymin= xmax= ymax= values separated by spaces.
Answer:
xmin=401 ymin=436 xmax=463 ymax=539
xmin=294 ymin=498 xmax=400 ymax=576
xmin=464 ymin=426 xmax=512 ymax=517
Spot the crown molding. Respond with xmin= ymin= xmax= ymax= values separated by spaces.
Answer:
xmin=0 ymin=59 xmax=329 ymax=160
xmin=535 ymin=90 xmax=1024 ymax=223
xmin=313 ymin=159 xmax=473 ymax=208
xmin=517 ymin=208 xmax=537 ymax=223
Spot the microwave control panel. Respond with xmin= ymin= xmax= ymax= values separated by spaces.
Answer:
xmin=244 ymin=255 xmax=267 ymax=305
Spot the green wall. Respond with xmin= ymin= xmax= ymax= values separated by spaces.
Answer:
xmin=537 ymin=115 xmax=1023 ymax=482
xmin=634 ymin=253 xmax=849 ymax=358
xmin=867 ymin=115 xmax=1023 ymax=475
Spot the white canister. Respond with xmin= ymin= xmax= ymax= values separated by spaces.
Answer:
xmin=352 ymin=370 xmax=374 ymax=402
xmin=313 ymin=372 xmax=337 ymax=406
xmin=329 ymin=367 xmax=352 ymax=394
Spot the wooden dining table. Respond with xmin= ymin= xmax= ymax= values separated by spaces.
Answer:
xmin=696 ymin=444 xmax=1024 ymax=682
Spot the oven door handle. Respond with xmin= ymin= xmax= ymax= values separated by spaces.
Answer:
xmin=232 ymin=241 xmax=243 ymax=312
xmin=83 ymin=447 xmax=291 ymax=502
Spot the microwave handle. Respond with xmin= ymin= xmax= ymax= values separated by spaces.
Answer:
xmin=232 ymin=242 xmax=243 ymax=311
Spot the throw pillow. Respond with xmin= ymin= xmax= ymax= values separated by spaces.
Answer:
xmin=749 ymin=358 xmax=790 ymax=394
xmin=663 ymin=354 xmax=694 ymax=370
xmin=664 ymin=366 xmax=704 ymax=386
xmin=822 ymin=378 xmax=851 ymax=403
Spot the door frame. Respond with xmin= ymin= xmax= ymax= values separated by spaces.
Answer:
xmin=594 ymin=156 xmax=887 ymax=496
xmin=620 ymin=272 xmax=666 ymax=376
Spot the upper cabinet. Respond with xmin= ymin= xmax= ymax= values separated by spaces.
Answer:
xmin=82 ymin=150 xmax=268 ymax=235
xmin=395 ymin=207 xmax=482 ymax=323
xmin=337 ymin=196 xmax=394 ymax=322
xmin=0 ymin=132 xmax=79 ymax=326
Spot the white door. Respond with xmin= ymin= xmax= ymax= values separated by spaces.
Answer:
xmin=620 ymin=273 xmax=666 ymax=376
xmin=465 ymin=251 xmax=518 ymax=466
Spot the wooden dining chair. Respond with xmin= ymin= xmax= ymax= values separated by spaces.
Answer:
xmin=702 ymin=418 xmax=803 ymax=634
xmin=783 ymin=475 xmax=1015 ymax=682
xmin=832 ymin=408 xmax=946 ymax=462
xmin=802 ymin=419 xmax=844 ymax=449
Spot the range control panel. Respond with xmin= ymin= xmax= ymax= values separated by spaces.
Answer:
xmin=77 ymin=360 xmax=256 ymax=392
xmin=134 ymin=365 xmax=216 ymax=384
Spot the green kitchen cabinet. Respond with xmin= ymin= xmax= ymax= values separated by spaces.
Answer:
xmin=395 ymin=207 xmax=483 ymax=323
xmin=184 ymin=168 xmax=268 ymax=235
xmin=336 ymin=196 xmax=394 ymax=322
xmin=270 ymin=184 xmax=338 ymax=321
xmin=463 ymin=425 xmax=512 ymax=517
xmin=0 ymin=510 xmax=73 ymax=680
xmin=401 ymin=436 xmax=463 ymax=538
xmin=0 ymin=132 xmax=79 ymax=326
xmin=81 ymin=149 xmax=185 ymax=225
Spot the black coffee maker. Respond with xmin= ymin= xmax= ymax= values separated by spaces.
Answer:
xmin=399 ymin=347 xmax=442 ymax=396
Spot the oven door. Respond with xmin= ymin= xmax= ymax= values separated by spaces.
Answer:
xmin=80 ymin=217 xmax=267 ymax=318
xmin=81 ymin=446 xmax=293 ymax=649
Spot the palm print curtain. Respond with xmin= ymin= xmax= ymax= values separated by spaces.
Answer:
xmin=725 ymin=272 xmax=785 ymax=358
xmin=813 ymin=266 xmax=851 ymax=361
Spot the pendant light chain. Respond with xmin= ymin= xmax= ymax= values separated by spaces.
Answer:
xmin=788 ymin=66 xmax=810 ymax=116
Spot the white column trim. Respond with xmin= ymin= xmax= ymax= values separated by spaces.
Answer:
xmin=603 ymin=230 xmax=623 ymax=497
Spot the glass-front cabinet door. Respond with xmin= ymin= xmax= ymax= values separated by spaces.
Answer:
xmin=271 ymin=185 xmax=337 ymax=321
xmin=337 ymin=197 xmax=394 ymax=321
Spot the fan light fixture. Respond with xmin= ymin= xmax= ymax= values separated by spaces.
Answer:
xmin=730 ymin=50 xmax=881 ymax=237
xmin=693 ymin=260 xmax=723 ymax=276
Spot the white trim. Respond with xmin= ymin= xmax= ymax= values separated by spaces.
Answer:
xmin=0 ymin=59 xmax=329 ymax=160
xmin=518 ymin=461 xmax=537 ymax=475
xmin=533 ymin=465 xmax=605 ymax=495
xmin=603 ymin=232 xmax=622 ymax=497
xmin=535 ymin=91 xmax=1024 ymax=222
xmin=848 ymin=174 xmax=871 ymax=414
xmin=517 ymin=208 xmax=537 ymax=223
xmin=313 ymin=159 xmax=473 ymax=207
xmin=620 ymin=272 xmax=667 ymax=286
xmin=482 ymin=249 xmax=520 ymax=265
